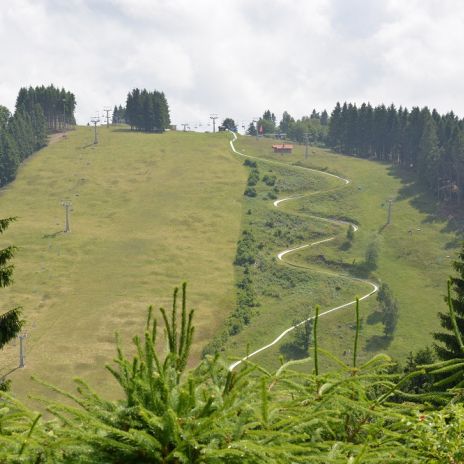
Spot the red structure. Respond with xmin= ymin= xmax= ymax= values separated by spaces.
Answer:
xmin=272 ymin=143 xmax=293 ymax=153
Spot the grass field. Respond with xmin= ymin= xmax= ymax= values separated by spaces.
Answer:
xmin=0 ymin=127 xmax=246 ymax=399
xmin=222 ymin=135 xmax=459 ymax=370
xmin=1 ymin=127 xmax=459 ymax=400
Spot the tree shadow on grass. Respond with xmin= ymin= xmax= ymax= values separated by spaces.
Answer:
xmin=387 ymin=165 xmax=464 ymax=236
xmin=279 ymin=342 xmax=308 ymax=361
xmin=366 ymin=311 xmax=383 ymax=325
xmin=365 ymin=335 xmax=392 ymax=352
xmin=42 ymin=230 xmax=63 ymax=239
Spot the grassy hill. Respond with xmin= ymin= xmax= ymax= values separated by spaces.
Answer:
xmin=0 ymin=127 xmax=246 ymax=399
xmin=223 ymin=135 xmax=459 ymax=369
xmin=1 ymin=127 xmax=459 ymax=399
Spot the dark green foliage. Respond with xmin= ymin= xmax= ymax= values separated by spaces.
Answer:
xmin=286 ymin=309 xmax=313 ymax=358
xmin=221 ymin=118 xmax=237 ymax=131
xmin=283 ymin=114 xmax=328 ymax=145
xmin=243 ymin=159 xmax=257 ymax=168
xmin=246 ymin=122 xmax=257 ymax=136
xmin=434 ymin=244 xmax=464 ymax=361
xmin=0 ymin=308 xmax=23 ymax=351
xmin=234 ymin=230 xmax=256 ymax=266
xmin=402 ymin=347 xmax=436 ymax=394
xmin=364 ymin=241 xmax=379 ymax=270
xmin=112 ymin=104 xmax=126 ymax=124
xmin=1 ymin=88 xmax=49 ymax=187
xmin=247 ymin=168 xmax=260 ymax=186
xmin=262 ymin=174 xmax=276 ymax=186
xmin=327 ymin=101 xmax=464 ymax=204
xmin=0 ymin=217 xmax=23 ymax=389
xmin=2 ymin=286 xmax=464 ymax=461
xmin=257 ymin=110 xmax=276 ymax=135
xmin=244 ymin=186 xmax=257 ymax=197
xmin=377 ymin=283 xmax=399 ymax=337
xmin=16 ymin=84 xmax=76 ymax=131
xmin=125 ymin=88 xmax=170 ymax=132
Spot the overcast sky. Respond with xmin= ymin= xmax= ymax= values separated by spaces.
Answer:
xmin=1 ymin=0 xmax=463 ymax=127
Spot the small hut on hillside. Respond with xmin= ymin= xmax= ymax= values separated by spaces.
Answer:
xmin=272 ymin=143 xmax=293 ymax=154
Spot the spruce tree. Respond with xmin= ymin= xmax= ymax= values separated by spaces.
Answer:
xmin=246 ymin=122 xmax=257 ymax=136
xmin=434 ymin=244 xmax=464 ymax=360
xmin=0 ymin=217 xmax=23 ymax=391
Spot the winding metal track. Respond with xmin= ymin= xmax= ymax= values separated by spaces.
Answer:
xmin=227 ymin=132 xmax=378 ymax=371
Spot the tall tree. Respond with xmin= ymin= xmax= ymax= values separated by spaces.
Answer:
xmin=434 ymin=244 xmax=464 ymax=360
xmin=124 ymin=89 xmax=170 ymax=132
xmin=417 ymin=108 xmax=441 ymax=188
xmin=246 ymin=122 xmax=257 ymax=136
xmin=279 ymin=111 xmax=294 ymax=134
xmin=221 ymin=118 xmax=237 ymax=131
xmin=0 ymin=217 xmax=23 ymax=391
xmin=377 ymin=283 xmax=399 ymax=337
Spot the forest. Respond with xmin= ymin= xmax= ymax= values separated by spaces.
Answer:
xmin=15 ymin=85 xmax=76 ymax=132
xmin=250 ymin=103 xmax=464 ymax=207
xmin=0 ymin=85 xmax=76 ymax=188
xmin=124 ymin=88 xmax=171 ymax=132
xmin=327 ymin=102 xmax=464 ymax=204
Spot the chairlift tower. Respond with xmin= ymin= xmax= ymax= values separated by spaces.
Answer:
xmin=210 ymin=114 xmax=219 ymax=133
xmin=103 ymin=107 xmax=111 ymax=128
xmin=18 ymin=332 xmax=27 ymax=368
xmin=61 ymin=200 xmax=72 ymax=233
xmin=387 ymin=198 xmax=393 ymax=224
xmin=91 ymin=116 xmax=100 ymax=144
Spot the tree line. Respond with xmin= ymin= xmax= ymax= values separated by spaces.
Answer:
xmin=124 ymin=88 xmax=171 ymax=132
xmin=327 ymin=102 xmax=464 ymax=203
xmin=0 ymin=102 xmax=47 ymax=187
xmin=15 ymin=85 xmax=76 ymax=132
xmin=246 ymin=109 xmax=329 ymax=146
xmin=111 ymin=105 xmax=126 ymax=124
xmin=246 ymin=103 xmax=464 ymax=205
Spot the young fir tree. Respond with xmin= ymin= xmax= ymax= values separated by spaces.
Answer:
xmin=0 ymin=217 xmax=23 ymax=391
xmin=246 ymin=122 xmax=257 ymax=136
xmin=377 ymin=283 xmax=399 ymax=337
xmin=434 ymin=244 xmax=464 ymax=360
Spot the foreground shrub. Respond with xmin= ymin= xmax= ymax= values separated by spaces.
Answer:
xmin=2 ymin=286 xmax=464 ymax=462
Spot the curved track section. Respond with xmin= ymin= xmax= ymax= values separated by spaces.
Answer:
xmin=228 ymin=132 xmax=378 ymax=371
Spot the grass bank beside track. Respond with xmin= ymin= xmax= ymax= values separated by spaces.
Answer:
xmin=224 ymin=135 xmax=458 ymax=370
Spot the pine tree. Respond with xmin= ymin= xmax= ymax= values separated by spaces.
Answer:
xmin=328 ymin=102 xmax=342 ymax=150
xmin=0 ymin=217 xmax=23 ymax=391
xmin=434 ymin=244 xmax=464 ymax=360
xmin=246 ymin=122 xmax=257 ymax=136
xmin=377 ymin=283 xmax=399 ymax=337
xmin=320 ymin=109 xmax=329 ymax=126
xmin=417 ymin=109 xmax=441 ymax=188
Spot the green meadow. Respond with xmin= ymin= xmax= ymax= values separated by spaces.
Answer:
xmin=223 ymin=135 xmax=458 ymax=369
xmin=0 ymin=127 xmax=245 ymax=399
xmin=1 ymin=127 xmax=459 ymax=399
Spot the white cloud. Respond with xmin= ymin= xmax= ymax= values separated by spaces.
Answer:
xmin=1 ymin=0 xmax=464 ymax=126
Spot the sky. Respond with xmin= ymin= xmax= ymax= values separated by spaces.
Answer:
xmin=1 ymin=0 xmax=463 ymax=128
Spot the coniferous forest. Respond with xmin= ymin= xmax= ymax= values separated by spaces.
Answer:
xmin=258 ymin=102 xmax=464 ymax=206
xmin=124 ymin=88 xmax=171 ymax=132
xmin=327 ymin=103 xmax=464 ymax=204
xmin=0 ymin=85 xmax=76 ymax=188
xmin=16 ymin=85 xmax=76 ymax=132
